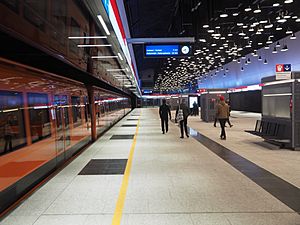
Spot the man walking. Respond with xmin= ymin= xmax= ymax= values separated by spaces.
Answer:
xmin=159 ymin=99 xmax=171 ymax=134
xmin=216 ymin=96 xmax=230 ymax=140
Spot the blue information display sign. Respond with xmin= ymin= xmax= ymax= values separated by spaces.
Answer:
xmin=145 ymin=44 xmax=192 ymax=57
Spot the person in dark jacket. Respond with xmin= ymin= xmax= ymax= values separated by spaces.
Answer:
xmin=216 ymin=96 xmax=230 ymax=140
xmin=175 ymin=99 xmax=190 ymax=138
xmin=225 ymin=99 xmax=233 ymax=127
xmin=159 ymin=99 xmax=171 ymax=134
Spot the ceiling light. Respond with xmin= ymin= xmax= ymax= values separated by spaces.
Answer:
xmin=258 ymin=56 xmax=262 ymax=61
xmin=247 ymin=58 xmax=251 ymax=64
xmin=272 ymin=47 xmax=278 ymax=53
xmin=208 ymin=29 xmax=214 ymax=33
xmin=284 ymin=0 xmax=293 ymax=3
xmin=245 ymin=6 xmax=252 ymax=12
xmin=276 ymin=26 xmax=283 ymax=31
xmin=273 ymin=3 xmax=280 ymax=7
xmin=233 ymin=13 xmax=239 ymax=16
xmin=254 ymin=6 xmax=261 ymax=13
xmin=92 ymin=55 xmax=118 ymax=59
xmin=276 ymin=42 xmax=281 ymax=48
xmin=265 ymin=23 xmax=273 ymax=29
xmin=68 ymin=36 xmax=107 ymax=39
xmin=203 ymin=24 xmax=209 ymax=28
xmin=281 ymin=44 xmax=289 ymax=52
xmin=296 ymin=18 xmax=300 ymax=22
xmin=249 ymin=28 xmax=255 ymax=32
xmin=278 ymin=18 xmax=287 ymax=23
xmin=237 ymin=23 xmax=244 ymax=26
xmin=77 ymin=44 xmax=111 ymax=47
xmin=290 ymin=33 xmax=297 ymax=39
xmin=220 ymin=13 xmax=228 ymax=18
xmin=237 ymin=59 xmax=241 ymax=63
xmin=264 ymin=59 xmax=268 ymax=64
xmin=97 ymin=15 xmax=110 ymax=35
xmin=107 ymin=68 xmax=126 ymax=72
xmin=286 ymin=29 xmax=293 ymax=34
xmin=228 ymin=33 xmax=233 ymax=37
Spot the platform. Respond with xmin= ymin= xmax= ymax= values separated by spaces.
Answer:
xmin=1 ymin=108 xmax=300 ymax=225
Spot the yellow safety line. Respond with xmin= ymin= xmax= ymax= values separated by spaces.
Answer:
xmin=111 ymin=116 xmax=140 ymax=225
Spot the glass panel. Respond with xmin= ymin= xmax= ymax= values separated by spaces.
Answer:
xmin=0 ymin=91 xmax=26 ymax=155
xmin=27 ymin=93 xmax=51 ymax=143
xmin=71 ymin=96 xmax=82 ymax=128
xmin=23 ymin=0 xmax=47 ymax=31
xmin=69 ymin=18 xmax=80 ymax=54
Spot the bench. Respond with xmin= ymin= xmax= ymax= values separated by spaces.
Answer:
xmin=246 ymin=120 xmax=290 ymax=148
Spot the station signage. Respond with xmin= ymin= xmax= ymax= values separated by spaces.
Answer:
xmin=144 ymin=44 xmax=193 ymax=57
xmin=276 ymin=64 xmax=292 ymax=80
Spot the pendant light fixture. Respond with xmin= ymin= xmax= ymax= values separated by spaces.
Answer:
xmin=272 ymin=47 xmax=278 ymax=53
xmin=264 ymin=59 xmax=268 ymax=64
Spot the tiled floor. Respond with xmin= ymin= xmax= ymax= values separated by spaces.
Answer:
xmin=1 ymin=108 xmax=300 ymax=225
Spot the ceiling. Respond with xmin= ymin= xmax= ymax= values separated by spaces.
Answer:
xmin=124 ymin=0 xmax=300 ymax=93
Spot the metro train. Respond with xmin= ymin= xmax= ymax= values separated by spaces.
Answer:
xmin=0 ymin=58 xmax=131 ymax=213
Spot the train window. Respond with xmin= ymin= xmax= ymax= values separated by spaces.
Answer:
xmin=27 ymin=93 xmax=51 ymax=143
xmin=69 ymin=18 xmax=80 ymax=54
xmin=1 ymin=0 xmax=19 ymax=13
xmin=0 ymin=91 xmax=26 ymax=155
xmin=51 ymin=0 xmax=66 ymax=44
xmin=71 ymin=96 xmax=82 ymax=128
xmin=23 ymin=0 xmax=46 ymax=31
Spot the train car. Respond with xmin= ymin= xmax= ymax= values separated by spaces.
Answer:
xmin=0 ymin=58 xmax=131 ymax=213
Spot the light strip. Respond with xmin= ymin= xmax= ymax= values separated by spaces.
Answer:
xmin=264 ymin=79 xmax=295 ymax=86
xmin=91 ymin=56 xmax=118 ymax=59
xmin=118 ymin=53 xmax=124 ymax=61
xmin=209 ymin=91 xmax=227 ymax=94
xmin=107 ymin=68 xmax=126 ymax=72
xmin=68 ymin=36 xmax=107 ymax=39
xmin=97 ymin=15 xmax=110 ymax=35
xmin=77 ymin=44 xmax=112 ymax=47
xmin=263 ymin=93 xmax=292 ymax=97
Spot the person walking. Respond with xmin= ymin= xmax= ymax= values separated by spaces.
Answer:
xmin=225 ymin=99 xmax=233 ymax=127
xmin=159 ymin=99 xmax=171 ymax=134
xmin=216 ymin=96 xmax=230 ymax=140
xmin=175 ymin=99 xmax=190 ymax=138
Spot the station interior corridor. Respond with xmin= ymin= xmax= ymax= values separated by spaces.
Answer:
xmin=1 ymin=108 xmax=299 ymax=225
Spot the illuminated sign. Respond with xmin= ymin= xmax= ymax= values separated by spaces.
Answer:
xmin=276 ymin=64 xmax=292 ymax=80
xmin=145 ymin=44 xmax=192 ymax=57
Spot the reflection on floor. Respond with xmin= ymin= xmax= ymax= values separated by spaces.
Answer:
xmin=0 ymin=108 xmax=299 ymax=225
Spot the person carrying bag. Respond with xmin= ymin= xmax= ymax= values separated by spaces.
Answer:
xmin=175 ymin=99 xmax=190 ymax=138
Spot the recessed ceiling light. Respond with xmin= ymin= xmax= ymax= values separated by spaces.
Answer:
xmin=203 ymin=24 xmax=209 ymax=28
xmin=228 ymin=33 xmax=233 ymax=36
xmin=276 ymin=26 xmax=283 ymax=31
xmin=286 ymin=29 xmax=293 ymax=34
xmin=290 ymin=33 xmax=297 ymax=39
xmin=208 ymin=29 xmax=214 ymax=33
xmin=273 ymin=3 xmax=280 ymax=7
xmin=265 ymin=46 xmax=270 ymax=49
xmin=220 ymin=13 xmax=228 ymax=18
xmin=233 ymin=12 xmax=239 ymax=16
xmin=296 ymin=18 xmax=300 ymax=22
xmin=272 ymin=47 xmax=278 ymax=53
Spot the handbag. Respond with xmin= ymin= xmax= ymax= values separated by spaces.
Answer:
xmin=176 ymin=105 xmax=184 ymax=122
